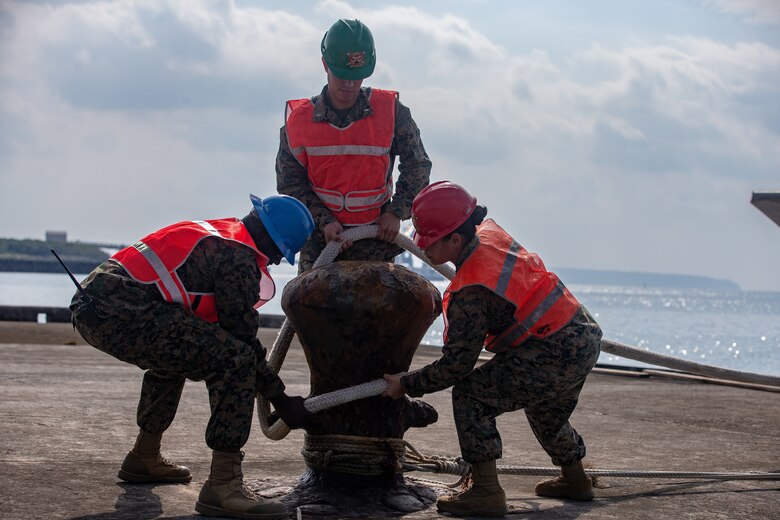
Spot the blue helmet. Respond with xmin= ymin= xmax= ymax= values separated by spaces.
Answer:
xmin=250 ymin=194 xmax=314 ymax=265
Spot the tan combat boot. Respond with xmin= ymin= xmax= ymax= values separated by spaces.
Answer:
xmin=195 ymin=450 xmax=289 ymax=519
xmin=117 ymin=430 xmax=192 ymax=483
xmin=535 ymin=460 xmax=594 ymax=501
xmin=437 ymin=460 xmax=508 ymax=517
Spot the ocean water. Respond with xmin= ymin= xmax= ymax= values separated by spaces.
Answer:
xmin=1 ymin=269 xmax=778 ymax=377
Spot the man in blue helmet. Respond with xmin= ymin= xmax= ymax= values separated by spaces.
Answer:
xmin=70 ymin=194 xmax=315 ymax=520
xmin=277 ymin=18 xmax=432 ymax=272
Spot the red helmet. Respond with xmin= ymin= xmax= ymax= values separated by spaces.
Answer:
xmin=411 ymin=181 xmax=477 ymax=248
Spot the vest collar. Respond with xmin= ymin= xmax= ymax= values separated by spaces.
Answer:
xmin=315 ymin=85 xmax=374 ymax=124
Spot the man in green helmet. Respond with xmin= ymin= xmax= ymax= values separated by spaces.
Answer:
xmin=276 ymin=18 xmax=432 ymax=272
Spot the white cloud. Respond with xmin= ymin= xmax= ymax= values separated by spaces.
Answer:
xmin=1 ymin=1 xmax=325 ymax=112
xmin=703 ymin=0 xmax=780 ymax=25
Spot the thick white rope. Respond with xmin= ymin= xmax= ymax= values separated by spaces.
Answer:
xmin=305 ymin=378 xmax=389 ymax=413
xmin=497 ymin=468 xmax=780 ymax=480
xmin=601 ymin=339 xmax=780 ymax=387
xmin=405 ymin=463 xmax=780 ymax=481
xmin=399 ymin=443 xmax=780 ymax=481
xmin=259 ymin=225 xmax=780 ymax=442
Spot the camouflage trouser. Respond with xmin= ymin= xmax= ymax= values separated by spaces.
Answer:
xmin=298 ymin=230 xmax=403 ymax=273
xmin=72 ymin=298 xmax=273 ymax=451
xmin=452 ymin=308 xmax=602 ymax=466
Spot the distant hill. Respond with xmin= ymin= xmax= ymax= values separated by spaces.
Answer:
xmin=395 ymin=251 xmax=740 ymax=290
xmin=553 ymin=267 xmax=740 ymax=291
xmin=0 ymin=238 xmax=110 ymax=274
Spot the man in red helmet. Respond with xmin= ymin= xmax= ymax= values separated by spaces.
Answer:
xmin=276 ymin=18 xmax=431 ymax=272
xmin=384 ymin=181 xmax=602 ymax=517
xmin=70 ymin=194 xmax=316 ymax=520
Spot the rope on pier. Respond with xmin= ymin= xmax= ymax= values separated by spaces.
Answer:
xmin=400 ymin=442 xmax=780 ymax=482
xmin=304 ymin=432 xmax=780 ymax=482
xmin=601 ymin=339 xmax=780 ymax=387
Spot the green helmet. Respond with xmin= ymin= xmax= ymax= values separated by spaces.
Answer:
xmin=321 ymin=19 xmax=376 ymax=80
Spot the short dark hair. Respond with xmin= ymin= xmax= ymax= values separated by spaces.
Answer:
xmin=444 ymin=205 xmax=488 ymax=242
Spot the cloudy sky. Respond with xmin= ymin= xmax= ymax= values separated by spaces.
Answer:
xmin=1 ymin=0 xmax=778 ymax=290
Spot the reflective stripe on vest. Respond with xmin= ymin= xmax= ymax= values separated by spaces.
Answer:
xmin=132 ymin=240 xmax=188 ymax=308
xmin=311 ymin=182 xmax=393 ymax=215
xmin=304 ymin=144 xmax=390 ymax=157
xmin=130 ymin=220 xmax=224 ymax=310
xmin=284 ymin=88 xmax=397 ymax=226
xmin=485 ymin=280 xmax=569 ymax=353
xmin=195 ymin=219 xmax=221 ymax=236
xmin=443 ymin=219 xmax=580 ymax=352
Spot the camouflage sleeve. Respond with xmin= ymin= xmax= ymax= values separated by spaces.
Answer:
xmin=275 ymin=125 xmax=336 ymax=231
xmin=251 ymin=335 xmax=285 ymax=398
xmin=401 ymin=285 xmax=490 ymax=397
xmin=213 ymin=243 xmax=285 ymax=397
xmin=212 ymin=243 xmax=263 ymax=345
xmin=386 ymin=99 xmax=432 ymax=220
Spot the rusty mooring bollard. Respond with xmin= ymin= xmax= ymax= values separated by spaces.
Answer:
xmin=280 ymin=261 xmax=443 ymax=515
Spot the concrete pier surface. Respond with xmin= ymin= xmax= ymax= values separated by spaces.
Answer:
xmin=1 ymin=321 xmax=778 ymax=519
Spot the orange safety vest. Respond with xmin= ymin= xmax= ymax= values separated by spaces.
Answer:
xmin=111 ymin=219 xmax=275 ymax=323
xmin=443 ymin=219 xmax=580 ymax=353
xmin=284 ymin=88 xmax=397 ymax=226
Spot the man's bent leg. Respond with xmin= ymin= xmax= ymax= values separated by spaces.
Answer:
xmin=451 ymin=378 xmax=505 ymax=464
xmin=201 ymin=335 xmax=259 ymax=451
xmin=118 ymin=370 xmax=190 ymax=483
xmin=438 ymin=370 xmax=510 ymax=517
xmin=137 ymin=369 xmax=186 ymax=434
xmin=196 ymin=337 xmax=288 ymax=519
xmin=526 ymin=389 xmax=593 ymax=501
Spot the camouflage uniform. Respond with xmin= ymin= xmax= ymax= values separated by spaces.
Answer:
xmin=402 ymin=236 xmax=602 ymax=466
xmin=276 ymin=86 xmax=432 ymax=272
xmin=70 ymin=237 xmax=284 ymax=451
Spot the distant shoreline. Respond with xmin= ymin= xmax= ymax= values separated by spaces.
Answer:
xmin=553 ymin=267 xmax=741 ymax=291
xmin=0 ymin=259 xmax=101 ymax=275
xmin=0 ymin=236 xmax=110 ymax=275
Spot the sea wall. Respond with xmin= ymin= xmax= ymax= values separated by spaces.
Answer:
xmin=0 ymin=305 xmax=287 ymax=327
xmin=0 ymin=306 xmax=73 ymax=323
